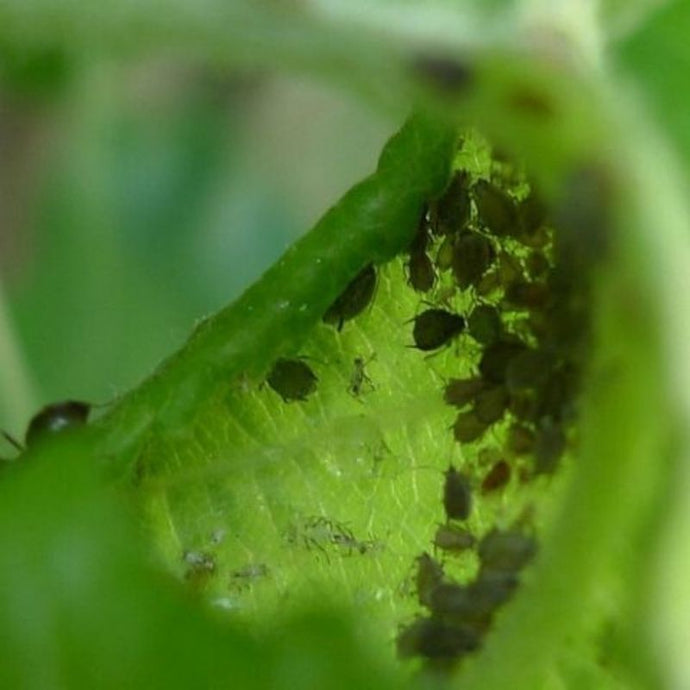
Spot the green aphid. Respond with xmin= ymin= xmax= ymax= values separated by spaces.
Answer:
xmin=473 ymin=179 xmax=519 ymax=237
xmin=323 ymin=263 xmax=377 ymax=330
xmin=266 ymin=358 xmax=318 ymax=402
xmin=467 ymin=305 xmax=503 ymax=345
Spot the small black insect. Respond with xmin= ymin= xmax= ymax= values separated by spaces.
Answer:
xmin=453 ymin=411 xmax=489 ymax=444
xmin=451 ymin=231 xmax=495 ymax=290
xmin=415 ymin=552 xmax=445 ymax=608
xmin=533 ymin=418 xmax=567 ymax=475
xmin=478 ymin=528 xmax=537 ymax=575
xmin=525 ymin=250 xmax=550 ymax=279
xmin=507 ymin=424 xmax=536 ymax=455
xmin=266 ymin=358 xmax=318 ymax=402
xmin=434 ymin=524 xmax=475 ymax=554
xmin=396 ymin=616 xmax=479 ymax=660
xmin=24 ymin=400 xmax=91 ymax=447
xmin=504 ymin=280 xmax=550 ymax=310
xmin=411 ymin=309 xmax=465 ymax=351
xmin=433 ymin=171 xmax=472 ymax=235
xmin=467 ymin=305 xmax=503 ymax=346
xmin=473 ymin=179 xmax=519 ymax=237
xmin=473 ymin=385 xmax=509 ymax=425
xmin=479 ymin=339 xmax=529 ymax=384
xmin=480 ymin=460 xmax=511 ymax=494
xmin=407 ymin=250 xmax=436 ymax=293
xmin=443 ymin=377 xmax=487 ymax=409
xmin=443 ymin=465 xmax=472 ymax=522
xmin=323 ymin=263 xmax=377 ymax=330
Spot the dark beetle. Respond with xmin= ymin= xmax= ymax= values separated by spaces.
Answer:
xmin=323 ymin=263 xmax=377 ymax=330
xmin=25 ymin=400 xmax=91 ymax=447
xmin=412 ymin=309 xmax=465 ymax=351
xmin=443 ymin=465 xmax=472 ymax=521
xmin=266 ymin=358 xmax=318 ymax=402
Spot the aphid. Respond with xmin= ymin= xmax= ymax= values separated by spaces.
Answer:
xmin=504 ymin=280 xmax=550 ymax=310
xmin=525 ymin=250 xmax=550 ymax=279
xmin=533 ymin=418 xmax=567 ymax=475
xmin=434 ymin=524 xmax=475 ymax=554
xmin=443 ymin=465 xmax=472 ymax=521
xmin=453 ymin=411 xmax=489 ymax=444
xmin=266 ymin=358 xmax=318 ymax=402
xmin=411 ymin=308 xmax=466 ymax=351
xmin=467 ymin=305 xmax=503 ymax=346
xmin=473 ymin=179 xmax=519 ymax=237
xmin=481 ymin=460 xmax=511 ymax=494
xmin=415 ymin=552 xmax=445 ymax=608
xmin=434 ymin=171 xmax=472 ymax=235
xmin=508 ymin=392 xmax=540 ymax=424
xmin=517 ymin=191 xmax=548 ymax=240
xmin=435 ymin=234 xmax=455 ymax=270
xmin=323 ymin=263 xmax=377 ymax=330
xmin=478 ymin=528 xmax=537 ymax=574
xmin=25 ymin=400 xmax=91 ymax=447
xmin=443 ymin=377 xmax=487 ymax=409
xmin=475 ymin=268 xmax=501 ymax=297
xmin=451 ymin=231 xmax=494 ymax=289
xmin=348 ymin=355 xmax=375 ymax=396
xmin=479 ymin=340 xmax=529 ymax=384
xmin=428 ymin=582 xmax=496 ymax=633
xmin=507 ymin=424 xmax=536 ymax=455
xmin=396 ymin=616 xmax=480 ymax=660
xmin=473 ymin=385 xmax=509 ymax=424
xmin=407 ymin=250 xmax=436 ymax=292
xmin=496 ymin=251 xmax=524 ymax=286
xmin=505 ymin=349 xmax=552 ymax=394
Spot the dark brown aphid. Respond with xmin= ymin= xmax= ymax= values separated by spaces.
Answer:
xmin=436 ymin=234 xmax=455 ymax=270
xmin=517 ymin=191 xmax=548 ymax=240
xmin=451 ymin=231 xmax=494 ymax=289
xmin=412 ymin=309 xmax=465 ymax=351
xmin=475 ymin=268 xmax=501 ymax=297
xmin=434 ymin=171 xmax=472 ymax=235
xmin=443 ymin=465 xmax=472 ymax=521
xmin=453 ymin=411 xmax=489 ymax=444
xmin=508 ymin=392 xmax=540 ymax=424
xmin=525 ymin=250 xmax=550 ymax=279
xmin=507 ymin=424 xmax=536 ymax=455
xmin=479 ymin=340 xmax=529 ymax=384
xmin=478 ymin=528 xmax=537 ymax=574
xmin=407 ymin=250 xmax=436 ymax=292
xmin=266 ymin=358 xmax=318 ymax=402
xmin=473 ymin=385 xmax=509 ymax=425
xmin=481 ymin=460 xmax=511 ymax=494
xmin=323 ymin=263 xmax=377 ymax=330
xmin=396 ymin=616 xmax=480 ymax=660
xmin=473 ymin=179 xmax=519 ymax=237
xmin=443 ymin=377 xmax=487 ymax=409
xmin=428 ymin=581 xmax=502 ymax=633
xmin=434 ymin=524 xmax=475 ymax=553
xmin=467 ymin=305 xmax=503 ymax=346
xmin=416 ymin=552 xmax=445 ymax=608
xmin=496 ymin=251 xmax=524 ymax=286
xmin=533 ymin=418 xmax=567 ymax=475
xmin=505 ymin=349 xmax=552 ymax=394
xmin=504 ymin=280 xmax=550 ymax=310
xmin=25 ymin=400 xmax=91 ymax=447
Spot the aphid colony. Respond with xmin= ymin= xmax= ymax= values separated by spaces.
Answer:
xmin=395 ymin=139 xmax=594 ymax=668
xmin=397 ymin=466 xmax=537 ymax=667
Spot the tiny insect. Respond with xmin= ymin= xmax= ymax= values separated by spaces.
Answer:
xmin=348 ymin=355 xmax=375 ymax=396
xmin=443 ymin=377 xmax=487 ymax=409
xmin=434 ymin=171 xmax=472 ymax=235
xmin=479 ymin=339 xmax=529 ymax=384
xmin=434 ymin=524 xmax=475 ymax=554
xmin=415 ymin=552 xmax=444 ymax=608
xmin=411 ymin=308 xmax=466 ymax=351
xmin=505 ymin=349 xmax=552 ymax=394
xmin=525 ymin=250 xmax=550 ymax=279
xmin=480 ymin=460 xmax=511 ymax=494
xmin=507 ymin=424 xmax=536 ymax=455
xmin=533 ymin=418 xmax=567 ymax=475
xmin=473 ymin=179 xmax=519 ymax=237
xmin=467 ymin=305 xmax=503 ymax=346
xmin=443 ymin=465 xmax=472 ymax=521
xmin=451 ymin=231 xmax=495 ymax=289
xmin=453 ymin=411 xmax=489 ymax=444
xmin=323 ymin=263 xmax=377 ymax=330
xmin=229 ymin=563 xmax=269 ymax=590
xmin=407 ymin=250 xmax=436 ymax=293
xmin=504 ymin=280 xmax=550 ymax=310
xmin=478 ymin=528 xmax=537 ymax=575
xmin=266 ymin=358 xmax=318 ymax=402
xmin=396 ymin=616 xmax=479 ymax=660
xmin=24 ymin=400 xmax=91 ymax=447
xmin=473 ymin=385 xmax=509 ymax=425
xmin=517 ymin=191 xmax=548 ymax=240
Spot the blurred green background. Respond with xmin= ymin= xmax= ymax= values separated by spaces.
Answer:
xmin=0 ymin=48 xmax=392 ymax=436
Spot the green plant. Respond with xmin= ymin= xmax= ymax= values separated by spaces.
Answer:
xmin=2 ymin=2 xmax=690 ymax=688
